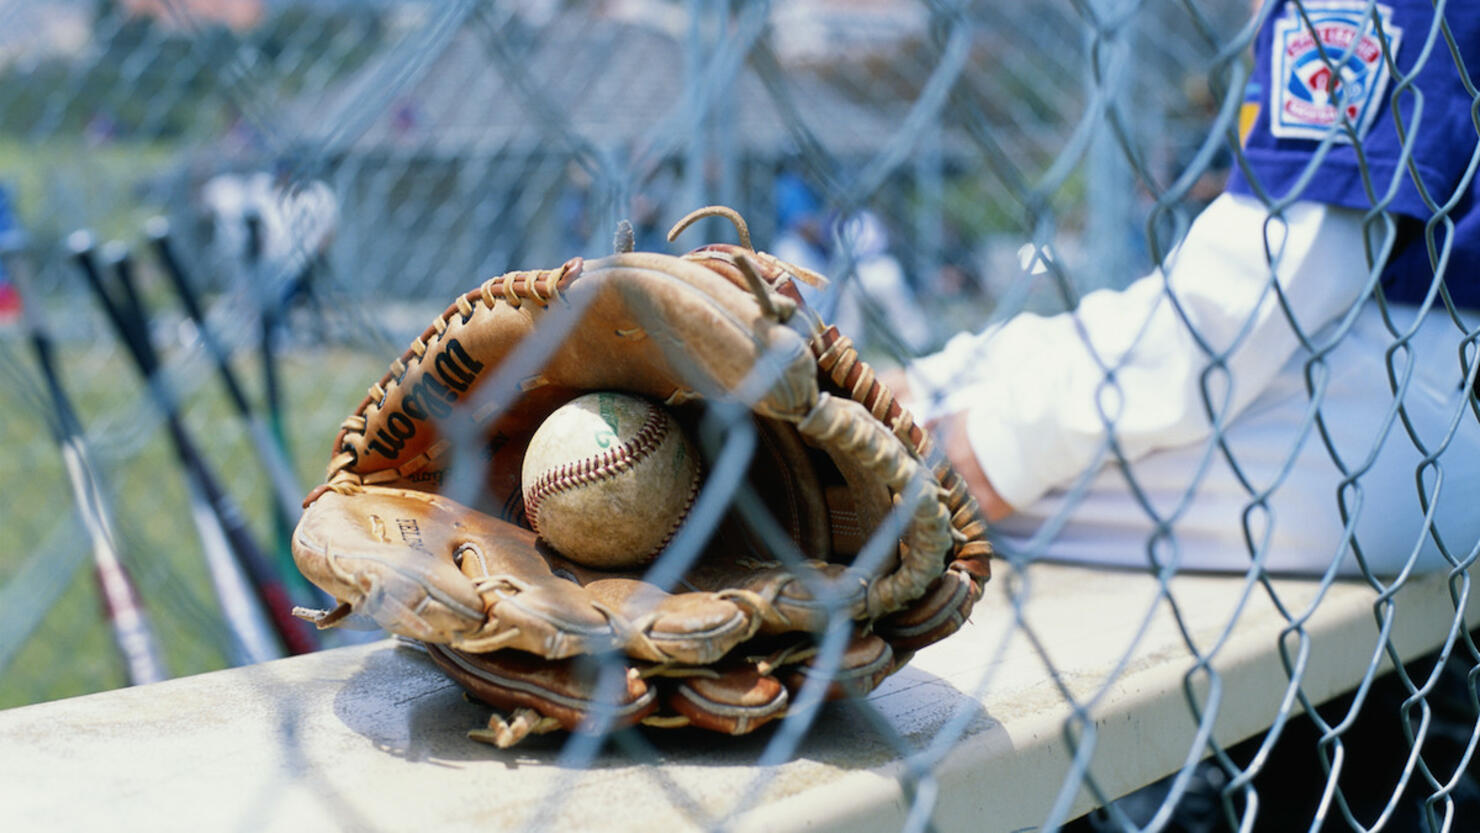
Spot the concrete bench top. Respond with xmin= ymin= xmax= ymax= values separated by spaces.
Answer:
xmin=2 ymin=561 xmax=1474 ymax=832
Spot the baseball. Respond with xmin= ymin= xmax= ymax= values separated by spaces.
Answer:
xmin=521 ymin=391 xmax=700 ymax=570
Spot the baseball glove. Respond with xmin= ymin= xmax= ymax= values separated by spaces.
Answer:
xmin=292 ymin=206 xmax=991 ymax=746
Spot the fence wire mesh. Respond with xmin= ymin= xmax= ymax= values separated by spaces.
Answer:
xmin=0 ymin=0 xmax=1477 ymax=831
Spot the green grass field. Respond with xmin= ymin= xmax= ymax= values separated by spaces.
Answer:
xmin=0 ymin=138 xmax=185 ymax=246
xmin=0 ymin=335 xmax=389 ymax=709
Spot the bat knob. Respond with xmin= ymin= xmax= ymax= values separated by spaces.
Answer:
xmin=66 ymin=229 xmax=95 ymax=255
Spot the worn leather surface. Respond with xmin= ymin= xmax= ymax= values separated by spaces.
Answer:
xmin=293 ymin=238 xmax=991 ymax=743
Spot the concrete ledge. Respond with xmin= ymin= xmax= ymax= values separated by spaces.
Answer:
xmin=2 ymin=562 xmax=1474 ymax=832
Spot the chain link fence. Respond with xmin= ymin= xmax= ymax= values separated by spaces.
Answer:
xmin=0 ymin=0 xmax=1477 ymax=830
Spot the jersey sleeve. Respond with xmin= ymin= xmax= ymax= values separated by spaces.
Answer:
xmin=1229 ymin=0 xmax=1480 ymax=220
xmin=907 ymin=194 xmax=1373 ymax=509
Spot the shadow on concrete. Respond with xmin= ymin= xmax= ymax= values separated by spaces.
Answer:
xmin=330 ymin=641 xmax=999 ymax=774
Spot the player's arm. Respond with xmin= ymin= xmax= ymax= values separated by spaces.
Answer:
xmin=903 ymin=192 xmax=1376 ymax=513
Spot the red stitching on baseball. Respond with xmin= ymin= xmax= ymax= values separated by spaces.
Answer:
xmin=524 ymin=402 xmax=669 ymax=535
xmin=649 ymin=457 xmax=701 ymax=559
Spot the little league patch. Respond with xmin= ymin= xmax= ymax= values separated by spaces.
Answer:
xmin=1270 ymin=1 xmax=1400 ymax=142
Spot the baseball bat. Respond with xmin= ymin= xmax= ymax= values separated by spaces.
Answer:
xmin=243 ymin=211 xmax=299 ymax=594
xmin=104 ymin=240 xmax=320 ymax=656
xmin=2 ymin=234 xmax=169 ymax=686
xmin=242 ymin=212 xmax=293 ymax=489
xmin=144 ymin=218 xmax=316 ymax=604
xmin=69 ymin=233 xmax=310 ymax=661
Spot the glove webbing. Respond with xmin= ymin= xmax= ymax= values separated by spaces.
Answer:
xmin=318 ymin=259 xmax=585 ymax=494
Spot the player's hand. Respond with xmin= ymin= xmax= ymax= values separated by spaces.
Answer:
xmin=880 ymin=367 xmax=1014 ymax=523
xmin=929 ymin=412 xmax=1014 ymax=523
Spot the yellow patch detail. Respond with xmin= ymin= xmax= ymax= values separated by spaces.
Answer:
xmin=1239 ymin=101 xmax=1260 ymax=146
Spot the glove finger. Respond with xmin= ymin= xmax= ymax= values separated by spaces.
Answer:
xmin=563 ymin=577 xmax=755 ymax=665
xmin=454 ymin=532 xmax=620 ymax=657
xmin=667 ymin=667 xmax=789 ymax=736
xmin=294 ymin=486 xmax=486 ymax=641
xmin=472 ymin=581 xmax=622 ymax=658
xmin=783 ymin=630 xmax=896 ymax=700
xmin=425 ymin=643 xmax=658 ymax=733
xmin=659 ymin=630 xmax=894 ymax=737
xmin=875 ymin=567 xmax=978 ymax=651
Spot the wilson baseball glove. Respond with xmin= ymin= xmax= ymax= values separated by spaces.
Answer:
xmin=292 ymin=206 xmax=991 ymax=747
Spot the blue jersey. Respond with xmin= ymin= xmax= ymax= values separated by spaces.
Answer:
xmin=1227 ymin=0 xmax=1480 ymax=309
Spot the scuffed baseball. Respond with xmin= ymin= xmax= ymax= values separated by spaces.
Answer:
xmin=521 ymin=392 xmax=700 ymax=570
